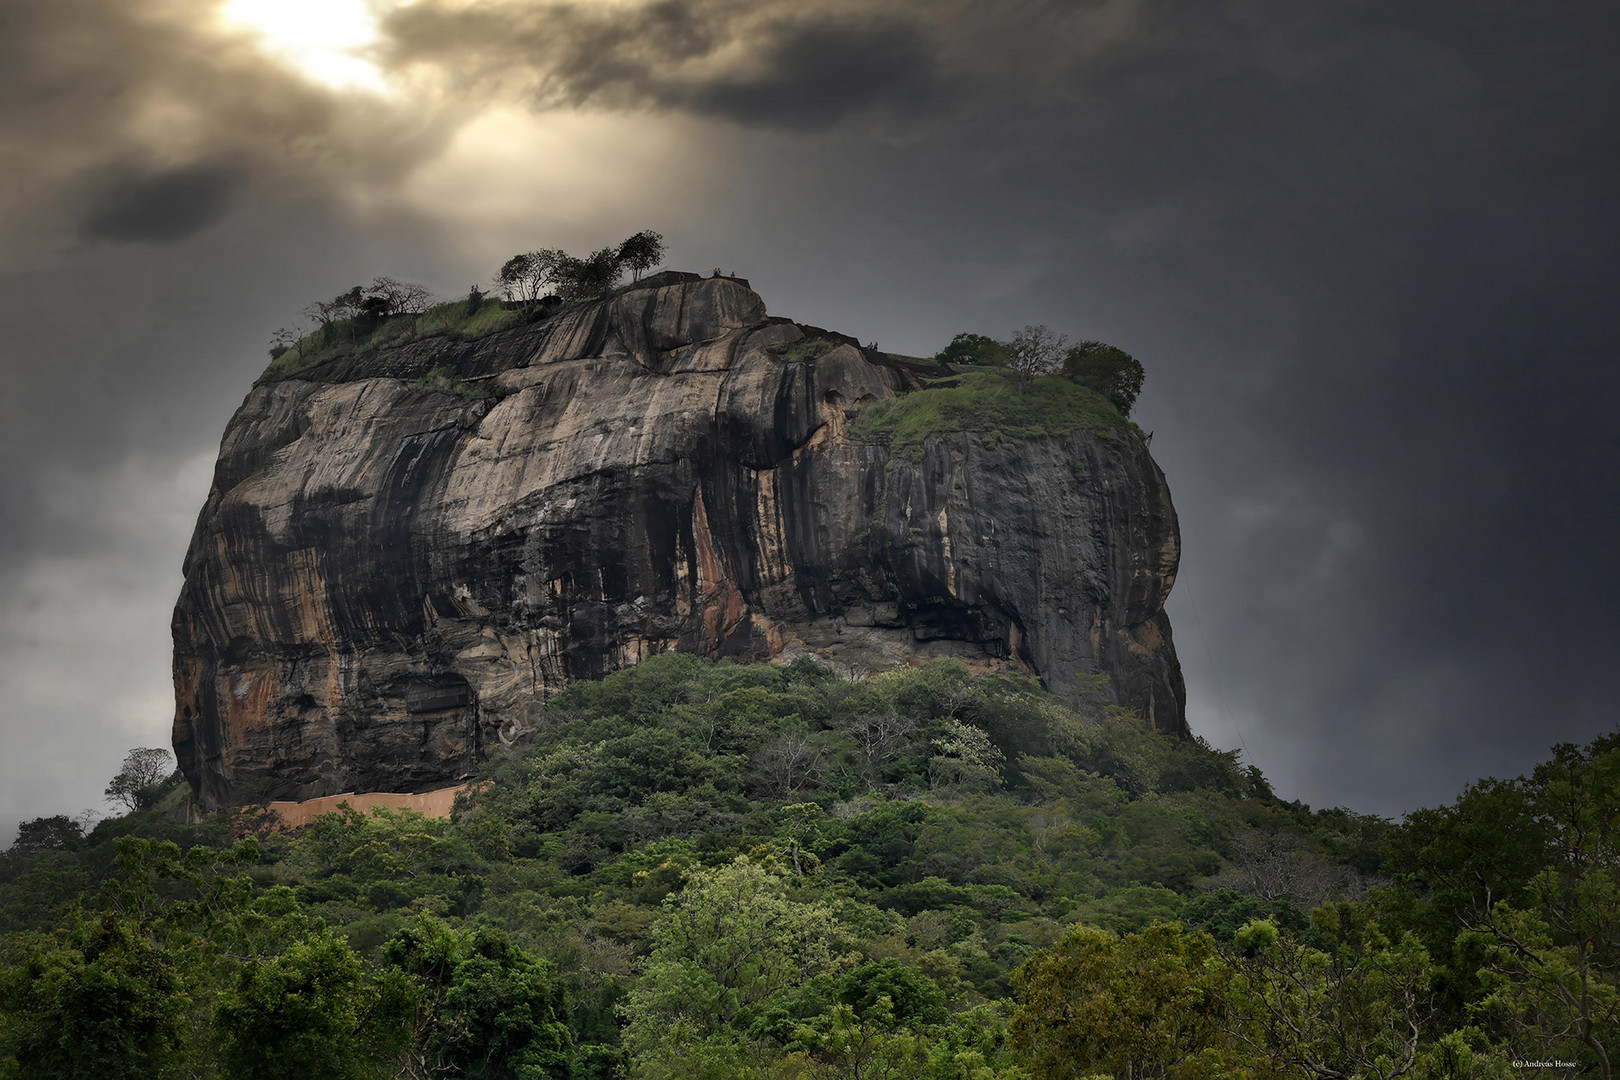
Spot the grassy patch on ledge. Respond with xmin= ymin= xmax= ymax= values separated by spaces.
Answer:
xmin=261 ymin=299 xmax=524 ymax=382
xmin=413 ymin=364 xmax=496 ymax=403
xmin=766 ymin=337 xmax=840 ymax=363
xmin=417 ymin=299 xmax=524 ymax=341
xmin=851 ymin=369 xmax=1130 ymax=456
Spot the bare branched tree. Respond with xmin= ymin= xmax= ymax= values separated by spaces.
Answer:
xmin=1005 ymin=324 xmax=1069 ymax=387
xmin=752 ymin=732 xmax=829 ymax=798
xmin=496 ymin=249 xmax=568 ymax=307
xmin=1214 ymin=828 xmax=1369 ymax=908
xmin=104 ymin=747 xmax=175 ymax=812
xmin=367 ymin=276 xmax=435 ymax=320
xmin=299 ymin=295 xmax=345 ymax=345
xmin=836 ymin=711 xmax=918 ymax=788
xmin=268 ymin=325 xmax=303 ymax=360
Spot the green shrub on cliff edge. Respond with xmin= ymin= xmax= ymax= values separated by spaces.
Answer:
xmin=1063 ymin=341 xmax=1145 ymax=417
xmin=930 ymin=328 xmax=1147 ymax=416
xmin=765 ymin=336 xmax=840 ymax=363
xmin=851 ymin=370 xmax=1129 ymax=457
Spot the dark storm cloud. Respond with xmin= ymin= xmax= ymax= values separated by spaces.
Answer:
xmin=382 ymin=0 xmax=945 ymax=130
xmin=923 ymin=0 xmax=1620 ymax=811
xmin=681 ymin=17 xmax=942 ymax=129
xmin=80 ymin=162 xmax=241 ymax=244
xmin=0 ymin=0 xmax=459 ymax=255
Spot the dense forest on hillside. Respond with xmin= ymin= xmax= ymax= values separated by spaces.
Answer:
xmin=1 ymin=656 xmax=1612 ymax=1078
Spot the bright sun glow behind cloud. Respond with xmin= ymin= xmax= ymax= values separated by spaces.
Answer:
xmin=219 ymin=0 xmax=391 ymax=93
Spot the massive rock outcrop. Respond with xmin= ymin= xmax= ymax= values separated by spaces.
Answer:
xmin=173 ymin=274 xmax=1184 ymax=808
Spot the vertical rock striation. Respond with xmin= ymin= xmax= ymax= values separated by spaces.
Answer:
xmin=173 ymin=274 xmax=1185 ymax=808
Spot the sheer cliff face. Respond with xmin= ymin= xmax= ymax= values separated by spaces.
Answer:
xmin=172 ymin=276 xmax=1185 ymax=808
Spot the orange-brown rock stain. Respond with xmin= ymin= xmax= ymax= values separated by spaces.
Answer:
xmin=690 ymin=483 xmax=750 ymax=653
xmin=751 ymin=469 xmax=794 ymax=592
xmin=1122 ymin=617 xmax=1165 ymax=658
xmin=225 ymin=668 xmax=282 ymax=741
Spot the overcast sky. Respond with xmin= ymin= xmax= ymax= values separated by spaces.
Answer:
xmin=2 ymin=0 xmax=1616 ymax=842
